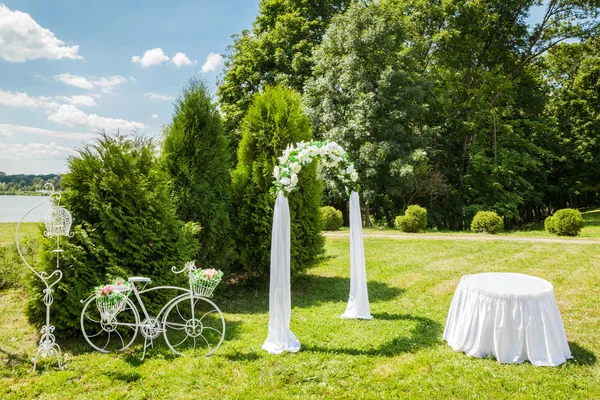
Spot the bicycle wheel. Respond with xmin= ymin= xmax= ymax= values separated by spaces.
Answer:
xmin=80 ymin=296 xmax=140 ymax=353
xmin=163 ymin=295 xmax=225 ymax=356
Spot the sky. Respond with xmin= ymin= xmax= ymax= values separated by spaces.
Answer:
xmin=0 ymin=0 xmax=259 ymax=174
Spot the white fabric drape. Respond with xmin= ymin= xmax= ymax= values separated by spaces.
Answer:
xmin=341 ymin=191 xmax=373 ymax=320
xmin=443 ymin=273 xmax=572 ymax=366
xmin=263 ymin=192 xmax=301 ymax=354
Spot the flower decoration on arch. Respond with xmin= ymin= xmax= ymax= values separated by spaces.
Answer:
xmin=271 ymin=140 xmax=359 ymax=195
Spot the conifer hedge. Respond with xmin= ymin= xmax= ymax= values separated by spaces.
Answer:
xmin=162 ymin=78 xmax=233 ymax=271
xmin=26 ymin=134 xmax=199 ymax=337
xmin=232 ymin=86 xmax=324 ymax=278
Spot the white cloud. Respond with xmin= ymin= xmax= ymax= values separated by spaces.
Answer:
xmin=0 ymin=90 xmax=59 ymax=109
xmin=131 ymin=48 xmax=169 ymax=67
xmin=0 ymin=142 xmax=72 ymax=158
xmin=0 ymin=123 xmax=97 ymax=141
xmin=0 ymin=5 xmax=82 ymax=62
xmin=53 ymin=73 xmax=94 ymax=89
xmin=0 ymin=127 xmax=12 ymax=139
xmin=0 ymin=90 xmax=98 ymax=109
xmin=200 ymin=53 xmax=223 ymax=73
xmin=172 ymin=52 xmax=196 ymax=67
xmin=145 ymin=92 xmax=173 ymax=101
xmin=47 ymin=105 xmax=145 ymax=131
xmin=53 ymin=73 xmax=128 ymax=93
xmin=55 ymin=95 xmax=97 ymax=107
xmin=151 ymin=114 xmax=158 ymax=119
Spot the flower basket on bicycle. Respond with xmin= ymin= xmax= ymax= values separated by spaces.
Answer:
xmin=94 ymin=279 xmax=132 ymax=319
xmin=189 ymin=268 xmax=223 ymax=297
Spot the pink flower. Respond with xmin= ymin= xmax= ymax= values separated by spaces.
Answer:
xmin=114 ymin=279 xmax=124 ymax=286
xmin=99 ymin=284 xmax=113 ymax=296
xmin=204 ymin=269 xmax=217 ymax=280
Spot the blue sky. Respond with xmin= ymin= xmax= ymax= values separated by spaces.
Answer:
xmin=0 ymin=0 xmax=259 ymax=174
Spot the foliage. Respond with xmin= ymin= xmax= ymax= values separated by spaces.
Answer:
xmin=321 ymin=206 xmax=343 ymax=231
xmin=0 ymin=174 xmax=61 ymax=193
xmin=0 ymin=235 xmax=38 ymax=291
xmin=471 ymin=211 xmax=504 ymax=234
xmin=162 ymin=78 xmax=233 ymax=271
xmin=304 ymin=1 xmax=430 ymax=225
xmin=232 ymin=86 xmax=323 ymax=279
xmin=26 ymin=133 xmax=199 ymax=337
xmin=395 ymin=205 xmax=428 ymax=233
xmin=217 ymin=0 xmax=351 ymax=148
xmin=545 ymin=208 xmax=584 ymax=237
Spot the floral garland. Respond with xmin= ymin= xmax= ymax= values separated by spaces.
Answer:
xmin=271 ymin=141 xmax=359 ymax=195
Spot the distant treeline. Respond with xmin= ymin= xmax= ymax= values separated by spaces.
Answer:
xmin=0 ymin=173 xmax=62 ymax=193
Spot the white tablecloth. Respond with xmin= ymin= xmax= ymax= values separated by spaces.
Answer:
xmin=443 ymin=273 xmax=572 ymax=366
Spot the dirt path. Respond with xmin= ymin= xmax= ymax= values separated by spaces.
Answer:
xmin=323 ymin=232 xmax=600 ymax=245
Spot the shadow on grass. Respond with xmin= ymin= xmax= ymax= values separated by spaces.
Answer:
xmin=0 ymin=347 xmax=33 ymax=370
xmin=224 ymin=350 xmax=263 ymax=362
xmin=302 ymin=313 xmax=442 ymax=357
xmin=569 ymin=341 xmax=597 ymax=366
xmin=222 ymin=275 xmax=404 ymax=314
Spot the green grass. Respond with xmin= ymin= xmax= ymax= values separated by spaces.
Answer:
xmin=1 ymin=224 xmax=600 ymax=398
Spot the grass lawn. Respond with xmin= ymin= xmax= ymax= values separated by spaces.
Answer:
xmin=1 ymin=224 xmax=600 ymax=398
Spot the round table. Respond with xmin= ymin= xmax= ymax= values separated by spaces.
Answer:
xmin=443 ymin=272 xmax=572 ymax=366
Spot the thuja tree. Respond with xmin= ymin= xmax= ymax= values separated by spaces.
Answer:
xmin=162 ymin=78 xmax=233 ymax=271
xmin=232 ymin=85 xmax=323 ymax=278
xmin=26 ymin=133 xmax=199 ymax=337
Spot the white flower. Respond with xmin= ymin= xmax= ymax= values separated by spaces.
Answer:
xmin=278 ymin=155 xmax=288 ymax=164
xmin=279 ymin=177 xmax=291 ymax=186
xmin=291 ymin=173 xmax=298 ymax=185
xmin=285 ymin=185 xmax=295 ymax=193
xmin=400 ymin=165 xmax=414 ymax=177
xmin=273 ymin=165 xmax=280 ymax=179
xmin=328 ymin=160 xmax=339 ymax=168
xmin=309 ymin=146 xmax=319 ymax=157
xmin=346 ymin=165 xmax=355 ymax=174
xmin=290 ymin=162 xmax=302 ymax=174
xmin=351 ymin=171 xmax=359 ymax=181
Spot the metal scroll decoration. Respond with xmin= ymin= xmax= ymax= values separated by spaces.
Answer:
xmin=16 ymin=183 xmax=73 ymax=371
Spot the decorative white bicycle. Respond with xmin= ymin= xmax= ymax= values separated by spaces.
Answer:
xmin=80 ymin=263 xmax=225 ymax=359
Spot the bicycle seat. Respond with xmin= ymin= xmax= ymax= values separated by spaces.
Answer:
xmin=129 ymin=276 xmax=151 ymax=283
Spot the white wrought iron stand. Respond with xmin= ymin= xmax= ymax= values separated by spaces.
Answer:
xmin=16 ymin=183 xmax=73 ymax=371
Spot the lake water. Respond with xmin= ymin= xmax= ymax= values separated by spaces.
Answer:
xmin=0 ymin=195 xmax=53 ymax=222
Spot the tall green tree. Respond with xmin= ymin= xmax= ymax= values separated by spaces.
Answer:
xmin=232 ymin=85 xmax=323 ymax=278
xmin=162 ymin=78 xmax=233 ymax=271
xmin=544 ymin=38 xmax=600 ymax=207
xmin=27 ymin=134 xmax=199 ymax=337
xmin=217 ymin=0 xmax=351 ymax=149
xmin=304 ymin=1 xmax=431 ymax=225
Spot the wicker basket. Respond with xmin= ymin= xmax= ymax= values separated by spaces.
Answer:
xmin=191 ymin=276 xmax=221 ymax=297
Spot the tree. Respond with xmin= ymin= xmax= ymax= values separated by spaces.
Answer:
xmin=304 ymin=1 xmax=430 ymax=225
xmin=162 ymin=78 xmax=233 ymax=271
xmin=217 ymin=0 xmax=351 ymax=149
xmin=544 ymin=38 xmax=600 ymax=207
xmin=26 ymin=133 xmax=199 ymax=337
xmin=232 ymin=85 xmax=323 ymax=278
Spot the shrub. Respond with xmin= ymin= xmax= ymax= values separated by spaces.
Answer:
xmin=544 ymin=215 xmax=556 ymax=234
xmin=0 ymin=235 xmax=38 ymax=290
xmin=232 ymin=86 xmax=324 ymax=279
xmin=545 ymin=208 xmax=584 ymax=236
xmin=471 ymin=211 xmax=504 ymax=234
xmin=26 ymin=134 xmax=199 ymax=338
xmin=321 ymin=206 xmax=343 ymax=231
xmin=395 ymin=205 xmax=427 ymax=232
xmin=162 ymin=78 xmax=233 ymax=271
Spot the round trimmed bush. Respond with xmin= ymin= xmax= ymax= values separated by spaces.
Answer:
xmin=471 ymin=211 xmax=504 ymax=234
xmin=395 ymin=205 xmax=427 ymax=232
xmin=545 ymin=208 xmax=584 ymax=236
xmin=544 ymin=215 xmax=556 ymax=234
xmin=321 ymin=206 xmax=343 ymax=231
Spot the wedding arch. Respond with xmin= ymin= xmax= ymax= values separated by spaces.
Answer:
xmin=263 ymin=141 xmax=372 ymax=355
